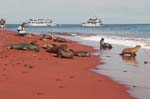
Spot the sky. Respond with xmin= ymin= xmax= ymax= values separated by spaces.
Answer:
xmin=0 ymin=0 xmax=150 ymax=24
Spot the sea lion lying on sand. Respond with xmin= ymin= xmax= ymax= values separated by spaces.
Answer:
xmin=120 ymin=45 xmax=141 ymax=56
xmin=45 ymin=44 xmax=90 ymax=58
xmin=70 ymin=50 xmax=91 ymax=57
xmin=100 ymin=38 xmax=112 ymax=49
xmin=45 ymin=44 xmax=73 ymax=58
xmin=57 ymin=49 xmax=74 ymax=58
xmin=8 ymin=41 xmax=40 ymax=52
xmin=53 ymin=36 xmax=71 ymax=43
xmin=43 ymin=44 xmax=57 ymax=50
xmin=46 ymin=44 xmax=67 ymax=53
xmin=40 ymin=34 xmax=53 ymax=41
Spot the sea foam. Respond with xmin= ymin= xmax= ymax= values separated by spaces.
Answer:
xmin=78 ymin=35 xmax=150 ymax=50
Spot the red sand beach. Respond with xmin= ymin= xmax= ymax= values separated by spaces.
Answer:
xmin=0 ymin=30 xmax=136 ymax=99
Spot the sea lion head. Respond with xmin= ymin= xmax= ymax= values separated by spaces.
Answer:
xmin=30 ymin=41 xmax=38 ymax=45
xmin=135 ymin=45 xmax=141 ymax=48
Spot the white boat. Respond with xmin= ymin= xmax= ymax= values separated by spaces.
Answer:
xmin=25 ymin=19 xmax=57 ymax=26
xmin=82 ymin=18 xmax=102 ymax=26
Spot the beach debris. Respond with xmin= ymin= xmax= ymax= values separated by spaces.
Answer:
xmin=133 ymin=85 xmax=136 ymax=88
xmin=7 ymin=41 xmax=40 ymax=52
xmin=22 ymin=71 xmax=28 ymax=74
xmin=95 ymin=68 xmax=100 ymax=70
xmin=3 ymin=68 xmax=6 ymax=71
xmin=32 ymin=54 xmax=37 ymax=57
xmin=120 ymin=45 xmax=141 ymax=56
xmin=59 ymin=85 xmax=64 ymax=88
xmin=1 ymin=74 xmax=8 ymax=77
xmin=97 ymin=79 xmax=102 ymax=82
xmin=97 ymin=54 xmax=100 ymax=57
xmin=144 ymin=61 xmax=148 ymax=64
xmin=144 ymin=61 xmax=150 ymax=64
xmin=24 ymin=64 xmax=33 ymax=69
xmin=36 ymin=92 xmax=45 ymax=95
xmin=123 ymin=70 xmax=127 ymax=72
xmin=69 ymin=76 xmax=75 ymax=79
xmin=56 ymin=78 xmax=63 ymax=81
xmin=106 ymin=55 xmax=111 ymax=57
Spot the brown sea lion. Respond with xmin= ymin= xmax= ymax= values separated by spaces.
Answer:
xmin=120 ymin=45 xmax=141 ymax=56
xmin=53 ymin=37 xmax=71 ymax=43
xmin=73 ymin=51 xmax=91 ymax=57
xmin=45 ymin=44 xmax=73 ymax=58
xmin=40 ymin=34 xmax=53 ymax=41
xmin=8 ymin=41 xmax=40 ymax=52
xmin=30 ymin=41 xmax=38 ymax=45
xmin=43 ymin=44 xmax=57 ymax=50
xmin=46 ymin=44 xmax=67 ymax=53
xmin=57 ymin=49 xmax=74 ymax=58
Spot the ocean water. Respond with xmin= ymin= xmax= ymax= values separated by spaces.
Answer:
xmin=7 ymin=24 xmax=150 ymax=49
xmin=6 ymin=24 xmax=150 ymax=99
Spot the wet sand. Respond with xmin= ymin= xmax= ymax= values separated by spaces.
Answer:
xmin=0 ymin=30 xmax=136 ymax=99
xmin=94 ymin=44 xmax=150 ymax=99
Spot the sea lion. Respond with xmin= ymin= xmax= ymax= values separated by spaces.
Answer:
xmin=73 ymin=51 xmax=91 ymax=57
xmin=120 ymin=45 xmax=141 ymax=56
xmin=100 ymin=38 xmax=112 ymax=49
xmin=30 ymin=41 xmax=38 ymax=45
xmin=45 ymin=44 xmax=73 ymax=58
xmin=27 ymin=44 xmax=40 ymax=52
xmin=40 ymin=34 xmax=53 ymax=41
xmin=57 ymin=49 xmax=74 ymax=58
xmin=53 ymin=37 xmax=71 ymax=43
xmin=8 ymin=41 xmax=40 ymax=52
xmin=43 ymin=44 xmax=57 ymax=50
xmin=46 ymin=44 xmax=67 ymax=53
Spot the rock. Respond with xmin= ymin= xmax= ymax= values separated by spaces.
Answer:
xmin=144 ymin=61 xmax=148 ymax=64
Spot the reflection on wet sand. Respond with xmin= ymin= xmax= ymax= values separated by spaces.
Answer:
xmin=121 ymin=56 xmax=137 ymax=63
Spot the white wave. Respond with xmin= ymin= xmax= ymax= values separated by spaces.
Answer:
xmin=78 ymin=35 xmax=150 ymax=49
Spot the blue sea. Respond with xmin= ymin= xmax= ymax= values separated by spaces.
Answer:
xmin=7 ymin=24 xmax=150 ymax=99
xmin=7 ymin=24 xmax=150 ymax=49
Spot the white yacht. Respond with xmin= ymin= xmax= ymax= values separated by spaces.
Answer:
xmin=25 ymin=19 xmax=57 ymax=26
xmin=82 ymin=18 xmax=102 ymax=26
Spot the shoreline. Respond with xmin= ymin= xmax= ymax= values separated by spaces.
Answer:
xmin=0 ymin=30 xmax=136 ymax=99
xmin=94 ymin=44 xmax=150 ymax=99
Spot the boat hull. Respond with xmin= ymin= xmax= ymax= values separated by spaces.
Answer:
xmin=82 ymin=23 xmax=102 ymax=27
xmin=25 ymin=23 xmax=56 ymax=27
